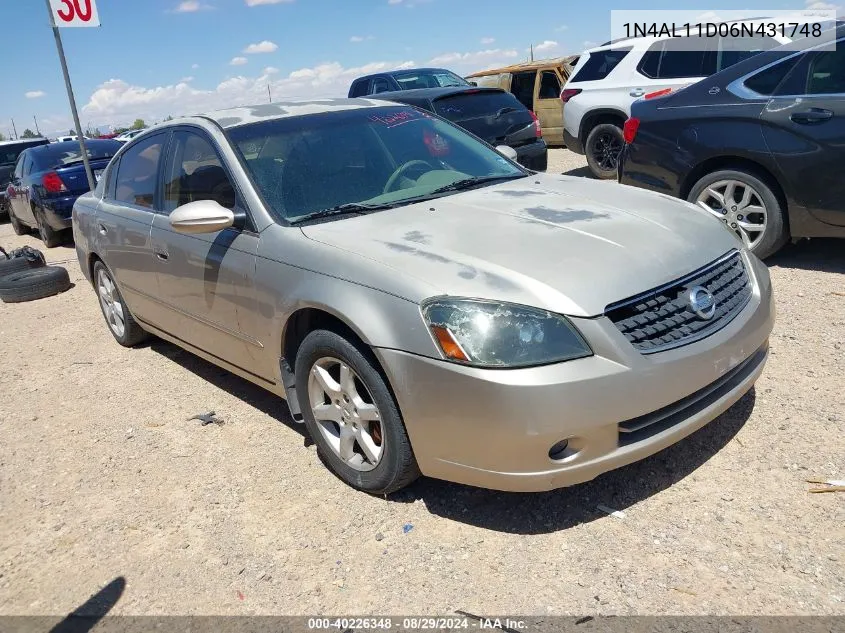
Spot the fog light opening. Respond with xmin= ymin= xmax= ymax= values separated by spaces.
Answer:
xmin=548 ymin=439 xmax=570 ymax=461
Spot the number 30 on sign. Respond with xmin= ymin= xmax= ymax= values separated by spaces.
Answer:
xmin=49 ymin=0 xmax=100 ymax=27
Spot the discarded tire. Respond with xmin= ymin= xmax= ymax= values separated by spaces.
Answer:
xmin=0 ymin=256 xmax=41 ymax=278
xmin=0 ymin=266 xmax=71 ymax=303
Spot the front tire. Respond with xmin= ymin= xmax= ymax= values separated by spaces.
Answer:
xmin=688 ymin=168 xmax=787 ymax=259
xmin=295 ymin=329 xmax=420 ymax=494
xmin=93 ymin=261 xmax=148 ymax=347
xmin=585 ymin=123 xmax=624 ymax=180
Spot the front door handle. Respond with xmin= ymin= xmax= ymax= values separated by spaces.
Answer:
xmin=790 ymin=108 xmax=833 ymax=124
xmin=154 ymin=248 xmax=169 ymax=261
xmin=97 ymin=223 xmax=107 ymax=235
xmin=630 ymin=88 xmax=645 ymax=98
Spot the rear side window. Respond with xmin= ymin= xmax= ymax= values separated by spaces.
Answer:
xmin=434 ymin=91 xmax=526 ymax=121
xmin=569 ymin=48 xmax=631 ymax=83
xmin=716 ymin=35 xmax=780 ymax=72
xmin=539 ymin=71 xmax=562 ymax=99
xmin=638 ymin=39 xmax=714 ymax=79
xmin=510 ymin=71 xmax=536 ymax=109
xmin=114 ymin=135 xmax=164 ymax=209
xmin=806 ymin=45 xmax=845 ymax=95
xmin=349 ymin=79 xmax=369 ymax=97
xmin=743 ymin=55 xmax=802 ymax=96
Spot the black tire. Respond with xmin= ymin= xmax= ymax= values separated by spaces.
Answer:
xmin=295 ymin=329 xmax=420 ymax=494
xmin=585 ymin=123 xmax=625 ymax=180
xmin=0 ymin=266 xmax=71 ymax=303
xmin=35 ymin=209 xmax=63 ymax=248
xmin=92 ymin=260 xmax=148 ymax=347
xmin=0 ymin=256 xmax=44 ymax=278
xmin=687 ymin=168 xmax=787 ymax=259
xmin=8 ymin=208 xmax=29 ymax=236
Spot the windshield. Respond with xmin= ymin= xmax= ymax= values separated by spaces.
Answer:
xmin=393 ymin=69 xmax=469 ymax=90
xmin=228 ymin=106 xmax=525 ymax=223
xmin=32 ymin=140 xmax=123 ymax=170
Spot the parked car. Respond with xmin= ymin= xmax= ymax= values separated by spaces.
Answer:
xmin=115 ymin=129 xmax=148 ymax=142
xmin=6 ymin=139 xmax=123 ymax=247
xmin=373 ymin=86 xmax=547 ymax=171
xmin=0 ymin=138 xmax=50 ymax=219
xmin=348 ymin=68 xmax=469 ymax=97
xmin=73 ymin=99 xmax=773 ymax=494
xmin=620 ymin=27 xmax=845 ymax=259
xmin=562 ymin=21 xmax=795 ymax=178
xmin=466 ymin=56 xmax=579 ymax=146
xmin=54 ymin=135 xmax=91 ymax=143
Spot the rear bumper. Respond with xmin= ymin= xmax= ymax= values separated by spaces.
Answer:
xmin=41 ymin=196 xmax=77 ymax=231
xmin=377 ymin=252 xmax=774 ymax=492
xmin=619 ymin=140 xmax=686 ymax=197
xmin=563 ymin=128 xmax=583 ymax=154
xmin=515 ymin=140 xmax=548 ymax=172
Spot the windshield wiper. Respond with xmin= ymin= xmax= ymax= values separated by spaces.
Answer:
xmin=288 ymin=202 xmax=390 ymax=225
xmin=429 ymin=174 xmax=525 ymax=195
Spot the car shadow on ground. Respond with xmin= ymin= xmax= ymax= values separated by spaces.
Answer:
xmin=767 ymin=238 xmax=845 ymax=274
xmin=561 ymin=165 xmax=595 ymax=178
xmin=49 ymin=576 xmax=125 ymax=633
xmin=394 ymin=390 xmax=756 ymax=534
xmin=147 ymin=339 xmax=308 ymax=441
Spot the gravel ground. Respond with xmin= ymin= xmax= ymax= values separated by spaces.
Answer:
xmin=0 ymin=148 xmax=843 ymax=617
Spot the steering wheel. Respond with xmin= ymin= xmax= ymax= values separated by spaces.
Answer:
xmin=383 ymin=160 xmax=434 ymax=194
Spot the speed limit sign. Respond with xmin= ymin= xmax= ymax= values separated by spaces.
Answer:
xmin=49 ymin=0 xmax=100 ymax=27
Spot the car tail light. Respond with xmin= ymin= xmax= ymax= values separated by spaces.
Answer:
xmin=42 ymin=172 xmax=68 ymax=194
xmin=560 ymin=88 xmax=582 ymax=103
xmin=623 ymin=117 xmax=640 ymax=144
xmin=530 ymin=111 xmax=542 ymax=138
xmin=644 ymin=88 xmax=673 ymax=100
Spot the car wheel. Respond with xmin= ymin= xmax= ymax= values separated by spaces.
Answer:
xmin=0 ymin=266 xmax=71 ymax=303
xmin=688 ymin=169 xmax=787 ymax=259
xmin=8 ymin=208 xmax=28 ymax=236
xmin=35 ymin=208 xmax=62 ymax=248
xmin=585 ymin=123 xmax=625 ymax=180
xmin=94 ymin=261 xmax=148 ymax=347
xmin=295 ymin=329 xmax=420 ymax=494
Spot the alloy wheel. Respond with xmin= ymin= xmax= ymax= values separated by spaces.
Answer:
xmin=591 ymin=132 xmax=623 ymax=172
xmin=695 ymin=179 xmax=768 ymax=250
xmin=97 ymin=268 xmax=126 ymax=338
xmin=307 ymin=357 xmax=384 ymax=472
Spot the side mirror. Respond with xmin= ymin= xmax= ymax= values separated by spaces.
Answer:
xmin=495 ymin=145 xmax=518 ymax=161
xmin=169 ymin=199 xmax=235 ymax=234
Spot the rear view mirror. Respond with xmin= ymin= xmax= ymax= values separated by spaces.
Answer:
xmin=495 ymin=145 xmax=518 ymax=161
xmin=169 ymin=199 xmax=234 ymax=234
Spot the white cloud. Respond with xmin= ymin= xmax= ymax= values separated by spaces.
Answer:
xmin=480 ymin=37 xmax=495 ymax=44
xmin=555 ymin=25 xmax=569 ymax=32
xmin=230 ymin=56 xmax=248 ymax=66
xmin=191 ymin=63 xmax=200 ymax=69
xmin=25 ymin=90 xmax=46 ymax=99
xmin=350 ymin=35 xmax=375 ymax=43
xmin=171 ymin=1 xmax=212 ymax=12
xmin=805 ymin=0 xmax=838 ymax=9
xmin=179 ymin=76 xmax=195 ymax=83
xmin=243 ymin=40 xmax=278 ymax=54
xmin=532 ymin=40 xmax=559 ymax=53
xmin=263 ymin=66 xmax=280 ymax=74
xmin=428 ymin=48 xmax=518 ymax=71
xmin=81 ymin=59 xmax=416 ymax=123
xmin=245 ymin=0 xmax=294 ymax=5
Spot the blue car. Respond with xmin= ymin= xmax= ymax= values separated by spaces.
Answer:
xmin=5 ymin=139 xmax=122 ymax=247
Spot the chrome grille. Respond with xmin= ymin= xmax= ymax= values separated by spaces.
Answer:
xmin=606 ymin=251 xmax=752 ymax=354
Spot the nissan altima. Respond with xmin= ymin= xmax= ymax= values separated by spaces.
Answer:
xmin=72 ymin=99 xmax=774 ymax=494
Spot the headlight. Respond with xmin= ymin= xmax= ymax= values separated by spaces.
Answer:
xmin=422 ymin=298 xmax=592 ymax=368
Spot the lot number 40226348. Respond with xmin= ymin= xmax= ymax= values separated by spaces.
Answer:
xmin=49 ymin=0 xmax=101 ymax=28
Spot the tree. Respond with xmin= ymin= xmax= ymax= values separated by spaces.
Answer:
xmin=113 ymin=127 xmax=129 ymax=135
xmin=131 ymin=119 xmax=146 ymax=130
xmin=69 ymin=129 xmax=75 ymax=136
xmin=21 ymin=129 xmax=38 ymax=139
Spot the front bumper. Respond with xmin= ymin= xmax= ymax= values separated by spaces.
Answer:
xmin=515 ymin=140 xmax=548 ymax=172
xmin=377 ymin=251 xmax=774 ymax=492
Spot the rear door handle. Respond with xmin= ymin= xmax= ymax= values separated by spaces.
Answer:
xmin=154 ymin=248 xmax=169 ymax=261
xmin=790 ymin=108 xmax=833 ymax=124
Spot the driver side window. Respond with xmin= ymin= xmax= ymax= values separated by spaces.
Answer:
xmin=163 ymin=130 xmax=236 ymax=214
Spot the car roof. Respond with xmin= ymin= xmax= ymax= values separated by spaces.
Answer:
xmin=466 ymin=55 xmax=580 ymax=77
xmin=200 ymin=98 xmax=392 ymax=129
xmin=356 ymin=67 xmax=458 ymax=81
xmin=374 ymin=86 xmax=505 ymax=101
xmin=0 ymin=138 xmax=48 ymax=147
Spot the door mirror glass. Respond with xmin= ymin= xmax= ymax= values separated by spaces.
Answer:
xmin=495 ymin=145 xmax=518 ymax=161
xmin=169 ymin=199 xmax=235 ymax=234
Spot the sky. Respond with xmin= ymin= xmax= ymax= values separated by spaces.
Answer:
xmin=0 ymin=0 xmax=838 ymax=138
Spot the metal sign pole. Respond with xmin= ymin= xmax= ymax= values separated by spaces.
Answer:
xmin=44 ymin=0 xmax=96 ymax=191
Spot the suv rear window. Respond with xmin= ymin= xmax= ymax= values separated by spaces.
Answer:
xmin=0 ymin=140 xmax=48 ymax=166
xmin=569 ymin=48 xmax=631 ymax=83
xmin=433 ymin=91 xmax=527 ymax=121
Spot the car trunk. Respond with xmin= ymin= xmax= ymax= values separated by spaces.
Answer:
xmin=49 ymin=159 xmax=113 ymax=195
xmin=432 ymin=90 xmax=537 ymax=148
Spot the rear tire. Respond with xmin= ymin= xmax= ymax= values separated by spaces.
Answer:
xmin=36 ymin=209 xmax=63 ymax=248
xmin=0 ymin=266 xmax=71 ymax=303
xmin=585 ymin=123 xmax=625 ymax=180
xmin=295 ymin=329 xmax=420 ymax=495
xmin=93 ymin=261 xmax=148 ymax=347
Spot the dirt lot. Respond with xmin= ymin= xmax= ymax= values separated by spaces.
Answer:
xmin=1 ymin=148 xmax=843 ymax=616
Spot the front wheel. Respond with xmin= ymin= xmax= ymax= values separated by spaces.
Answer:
xmin=585 ymin=123 xmax=624 ymax=179
xmin=94 ymin=261 xmax=148 ymax=347
xmin=295 ymin=329 xmax=420 ymax=494
xmin=688 ymin=169 xmax=787 ymax=259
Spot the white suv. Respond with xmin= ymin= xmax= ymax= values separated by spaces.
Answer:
xmin=562 ymin=26 xmax=790 ymax=178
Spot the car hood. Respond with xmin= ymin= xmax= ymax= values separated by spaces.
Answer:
xmin=301 ymin=174 xmax=740 ymax=317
